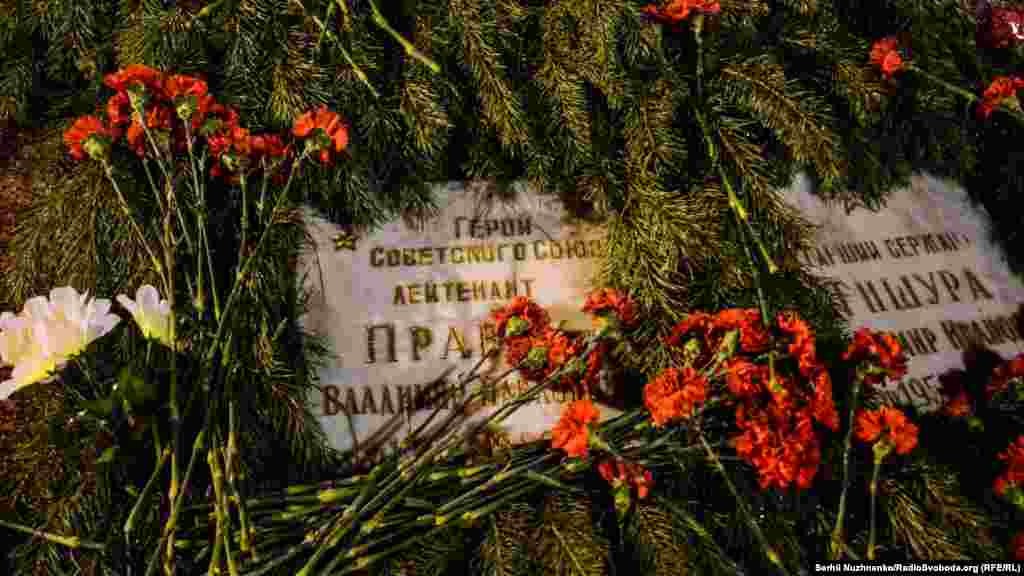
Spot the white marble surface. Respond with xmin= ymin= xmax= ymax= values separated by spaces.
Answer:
xmin=298 ymin=182 xmax=607 ymax=457
xmin=781 ymin=172 xmax=1024 ymax=410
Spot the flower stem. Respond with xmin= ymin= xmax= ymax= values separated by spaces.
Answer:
xmin=0 ymin=518 xmax=105 ymax=551
xmin=101 ymin=161 xmax=167 ymax=290
xmin=367 ymin=0 xmax=441 ymax=75
xmin=125 ymin=447 xmax=171 ymax=545
xmin=294 ymin=0 xmax=380 ymax=98
xmin=203 ymin=151 xmax=307 ymax=369
xmin=697 ymin=427 xmax=790 ymax=575
xmin=830 ymin=372 xmax=864 ymax=560
xmin=908 ymin=64 xmax=1024 ymax=124
xmin=868 ymin=454 xmax=882 ymax=560
xmin=148 ymin=428 xmax=206 ymax=576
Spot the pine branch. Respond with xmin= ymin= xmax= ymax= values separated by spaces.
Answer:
xmin=717 ymin=55 xmax=845 ymax=194
xmin=449 ymin=0 xmax=530 ymax=156
xmin=533 ymin=494 xmax=607 ymax=576
xmin=400 ymin=15 xmax=453 ymax=161
xmin=628 ymin=502 xmax=690 ymax=576
xmin=718 ymin=0 xmax=770 ymax=21
xmin=781 ymin=0 xmax=818 ymax=17
xmin=266 ymin=26 xmax=331 ymax=126
xmin=0 ymin=57 xmax=31 ymax=123
xmin=389 ymin=525 xmax=469 ymax=576
xmin=715 ymin=116 xmax=816 ymax=265
xmin=535 ymin=1 xmax=594 ymax=173
xmin=885 ymin=461 xmax=1002 ymax=561
xmin=565 ymin=0 xmax=626 ymax=111
xmin=474 ymin=503 xmax=535 ymax=576
xmin=622 ymin=79 xmax=683 ymax=181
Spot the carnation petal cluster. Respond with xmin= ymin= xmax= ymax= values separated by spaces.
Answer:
xmin=869 ymin=37 xmax=905 ymax=78
xmin=551 ymin=399 xmax=600 ymax=458
xmin=854 ymin=406 xmax=919 ymax=455
xmin=117 ymin=285 xmax=175 ymax=349
xmin=0 ymin=287 xmax=120 ymax=399
xmin=842 ymin=328 xmax=908 ymax=386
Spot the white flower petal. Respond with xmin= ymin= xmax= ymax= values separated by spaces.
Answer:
xmin=116 ymin=294 xmax=139 ymax=315
xmin=0 ymin=377 xmax=18 ymax=400
xmin=138 ymin=285 xmax=161 ymax=314
xmin=23 ymin=296 xmax=52 ymax=320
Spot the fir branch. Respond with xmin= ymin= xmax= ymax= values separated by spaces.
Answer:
xmin=400 ymin=15 xmax=453 ymax=160
xmin=884 ymin=460 xmax=1002 ymax=561
xmin=267 ymin=27 xmax=331 ymax=126
xmin=533 ymin=494 xmax=607 ymax=576
xmin=885 ymin=478 xmax=965 ymax=560
xmin=449 ymin=0 xmax=530 ymax=156
xmin=622 ymin=79 xmax=682 ymax=179
xmin=718 ymin=0 xmax=770 ymax=19
xmin=566 ymin=0 xmax=626 ymax=111
xmin=781 ymin=0 xmax=817 ymax=17
xmin=114 ymin=0 xmax=148 ymax=69
xmin=717 ymin=56 xmax=845 ymax=193
xmin=628 ymin=502 xmax=690 ymax=576
xmin=831 ymin=55 xmax=885 ymax=128
xmin=715 ymin=116 xmax=816 ymax=264
xmin=473 ymin=504 xmax=535 ymax=576
xmin=0 ymin=57 xmax=32 ymax=123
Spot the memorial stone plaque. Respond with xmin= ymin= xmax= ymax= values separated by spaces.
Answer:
xmin=299 ymin=181 xmax=609 ymax=460
xmin=783 ymin=172 xmax=1024 ymax=410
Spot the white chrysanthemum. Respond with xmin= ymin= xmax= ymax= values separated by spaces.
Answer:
xmin=116 ymin=285 xmax=174 ymax=349
xmin=0 ymin=286 xmax=121 ymax=399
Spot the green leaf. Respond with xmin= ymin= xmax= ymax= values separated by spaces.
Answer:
xmin=97 ymin=446 xmax=119 ymax=464
xmin=80 ymin=396 xmax=115 ymax=418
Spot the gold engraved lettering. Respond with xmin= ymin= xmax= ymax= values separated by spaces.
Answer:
xmin=378 ymin=387 xmax=395 ymax=414
xmin=360 ymin=386 xmax=377 ymax=414
xmin=409 ymin=284 xmax=424 ymax=304
xmin=410 ymin=326 xmax=433 ymax=362
xmin=370 ymin=247 xmax=385 ymax=267
xmin=442 ymin=327 xmax=471 ymax=360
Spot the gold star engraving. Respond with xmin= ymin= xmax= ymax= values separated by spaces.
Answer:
xmin=332 ymin=231 xmax=358 ymax=251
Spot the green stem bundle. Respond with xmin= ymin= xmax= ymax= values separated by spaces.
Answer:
xmin=830 ymin=372 xmax=864 ymax=560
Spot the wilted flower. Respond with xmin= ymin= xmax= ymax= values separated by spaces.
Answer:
xmin=0 ymin=287 xmax=120 ymax=399
xmin=117 ymin=285 xmax=174 ymax=349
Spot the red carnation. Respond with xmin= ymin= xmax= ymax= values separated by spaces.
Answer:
xmin=490 ymin=297 xmax=551 ymax=339
xmin=292 ymin=105 xmax=349 ymax=164
xmin=714 ymin=308 xmax=771 ymax=353
xmin=598 ymin=458 xmax=653 ymax=499
xmin=643 ymin=0 xmax=720 ymax=25
xmin=843 ymin=328 xmax=908 ymax=386
xmin=551 ymin=399 xmax=601 ymax=458
xmin=869 ymin=37 xmax=905 ymax=79
xmin=854 ymin=406 xmax=918 ymax=455
xmin=583 ymin=288 xmax=638 ymax=327
xmin=994 ymin=436 xmax=1024 ymax=497
xmin=163 ymin=74 xmax=208 ymax=101
xmin=724 ymin=358 xmax=764 ymax=399
xmin=644 ymin=366 xmax=707 ymax=426
xmin=978 ymin=76 xmax=1024 ymax=120
xmin=777 ymin=311 xmax=820 ymax=377
xmin=104 ymin=64 xmax=165 ymax=96
xmin=64 ymin=115 xmax=117 ymax=161
xmin=811 ymin=370 xmax=839 ymax=431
